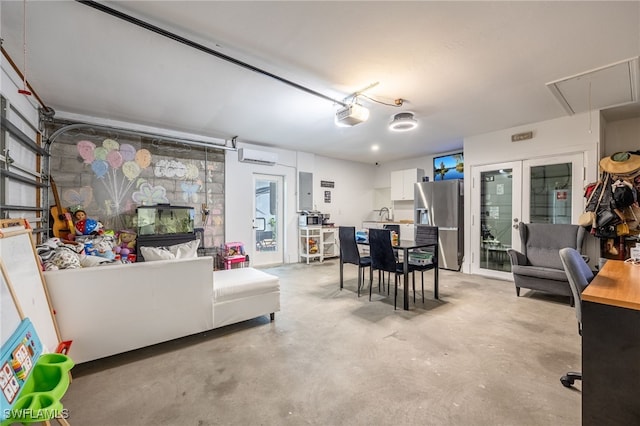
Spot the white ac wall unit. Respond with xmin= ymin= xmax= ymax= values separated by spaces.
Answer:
xmin=238 ymin=148 xmax=277 ymax=165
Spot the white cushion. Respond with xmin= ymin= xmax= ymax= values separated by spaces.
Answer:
xmin=140 ymin=239 xmax=200 ymax=261
xmin=213 ymin=268 xmax=279 ymax=302
xmin=140 ymin=246 xmax=175 ymax=261
xmin=169 ymin=239 xmax=200 ymax=259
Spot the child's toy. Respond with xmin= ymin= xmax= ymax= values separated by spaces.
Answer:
xmin=93 ymin=239 xmax=115 ymax=260
xmin=71 ymin=208 xmax=104 ymax=236
xmin=220 ymin=242 xmax=247 ymax=269
xmin=73 ymin=209 xmax=87 ymax=223
xmin=74 ymin=218 xmax=101 ymax=235
xmin=0 ymin=318 xmax=74 ymax=425
xmin=83 ymin=241 xmax=97 ymax=256
xmin=114 ymin=229 xmax=137 ymax=258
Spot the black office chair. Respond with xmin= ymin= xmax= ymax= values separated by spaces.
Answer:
xmin=559 ymin=247 xmax=595 ymax=388
xmin=411 ymin=225 xmax=439 ymax=303
xmin=338 ymin=226 xmax=372 ymax=297
xmin=369 ymin=228 xmax=416 ymax=308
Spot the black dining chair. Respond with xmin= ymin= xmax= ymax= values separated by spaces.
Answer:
xmin=368 ymin=228 xmax=416 ymax=309
xmin=411 ymin=225 xmax=439 ymax=303
xmin=338 ymin=226 xmax=372 ymax=297
xmin=378 ymin=224 xmax=401 ymax=288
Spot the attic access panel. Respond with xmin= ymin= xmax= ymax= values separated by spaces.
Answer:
xmin=547 ymin=57 xmax=640 ymax=115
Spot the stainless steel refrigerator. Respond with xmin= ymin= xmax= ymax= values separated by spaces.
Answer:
xmin=414 ymin=179 xmax=464 ymax=271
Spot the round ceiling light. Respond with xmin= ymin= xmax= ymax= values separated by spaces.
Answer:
xmin=388 ymin=112 xmax=418 ymax=132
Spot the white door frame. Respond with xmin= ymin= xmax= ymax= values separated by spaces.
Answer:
xmin=470 ymin=153 xmax=585 ymax=279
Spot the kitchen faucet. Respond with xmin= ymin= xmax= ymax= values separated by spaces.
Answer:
xmin=379 ymin=207 xmax=390 ymax=221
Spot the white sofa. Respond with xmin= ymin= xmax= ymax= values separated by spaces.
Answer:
xmin=43 ymin=257 xmax=279 ymax=363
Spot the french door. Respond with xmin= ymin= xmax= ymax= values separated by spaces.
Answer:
xmin=252 ymin=174 xmax=284 ymax=266
xmin=470 ymin=154 xmax=583 ymax=279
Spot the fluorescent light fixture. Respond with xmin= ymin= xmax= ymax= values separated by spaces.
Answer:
xmin=389 ymin=112 xmax=418 ymax=132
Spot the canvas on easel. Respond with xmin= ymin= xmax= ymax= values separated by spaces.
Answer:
xmin=0 ymin=225 xmax=60 ymax=354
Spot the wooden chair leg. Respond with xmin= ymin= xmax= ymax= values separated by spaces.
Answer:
xmin=56 ymin=416 xmax=71 ymax=426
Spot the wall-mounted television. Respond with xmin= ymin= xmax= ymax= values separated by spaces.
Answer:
xmin=433 ymin=152 xmax=464 ymax=181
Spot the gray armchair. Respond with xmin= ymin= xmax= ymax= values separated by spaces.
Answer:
xmin=506 ymin=222 xmax=586 ymax=305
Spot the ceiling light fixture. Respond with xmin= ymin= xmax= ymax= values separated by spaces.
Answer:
xmin=389 ymin=112 xmax=418 ymax=132
xmin=335 ymin=82 xmax=406 ymax=127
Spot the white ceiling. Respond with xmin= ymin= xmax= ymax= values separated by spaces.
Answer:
xmin=2 ymin=1 xmax=639 ymax=164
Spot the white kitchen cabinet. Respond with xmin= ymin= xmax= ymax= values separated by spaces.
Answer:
xmin=299 ymin=227 xmax=339 ymax=263
xmin=391 ymin=168 xmax=424 ymax=200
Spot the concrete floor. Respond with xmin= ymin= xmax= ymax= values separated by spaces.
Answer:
xmin=62 ymin=261 xmax=581 ymax=425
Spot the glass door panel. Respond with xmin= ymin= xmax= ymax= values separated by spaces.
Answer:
xmin=253 ymin=174 xmax=284 ymax=266
xmin=523 ymin=154 xmax=583 ymax=225
xmin=480 ymin=169 xmax=512 ymax=272
xmin=471 ymin=162 xmax=522 ymax=280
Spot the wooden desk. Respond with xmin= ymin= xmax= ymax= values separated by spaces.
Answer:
xmin=581 ymin=260 xmax=640 ymax=425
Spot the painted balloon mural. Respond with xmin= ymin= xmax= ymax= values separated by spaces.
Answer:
xmin=132 ymin=182 xmax=169 ymax=205
xmin=78 ymin=138 xmax=153 ymax=226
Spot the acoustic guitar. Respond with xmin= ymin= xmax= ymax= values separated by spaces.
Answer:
xmin=50 ymin=177 xmax=74 ymax=239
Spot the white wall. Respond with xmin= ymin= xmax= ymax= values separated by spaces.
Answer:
xmin=603 ymin=116 xmax=640 ymax=155
xmin=371 ymin=149 xmax=464 ymax=222
xmin=225 ymin=144 xmax=297 ymax=263
xmin=225 ymin=143 xmax=376 ymax=264
xmin=372 ymin=157 xmax=430 ymax=189
xmin=313 ymin=155 xmax=376 ymax=226
xmin=464 ymin=111 xmax=601 ymax=170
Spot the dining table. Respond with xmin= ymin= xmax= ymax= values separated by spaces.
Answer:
xmin=396 ymin=239 xmax=439 ymax=310
xmin=359 ymin=238 xmax=439 ymax=310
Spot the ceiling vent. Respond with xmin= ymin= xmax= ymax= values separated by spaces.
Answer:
xmin=238 ymin=148 xmax=277 ymax=165
xmin=546 ymin=57 xmax=640 ymax=115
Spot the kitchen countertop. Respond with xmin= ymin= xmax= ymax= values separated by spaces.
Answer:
xmin=362 ymin=220 xmax=415 ymax=224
